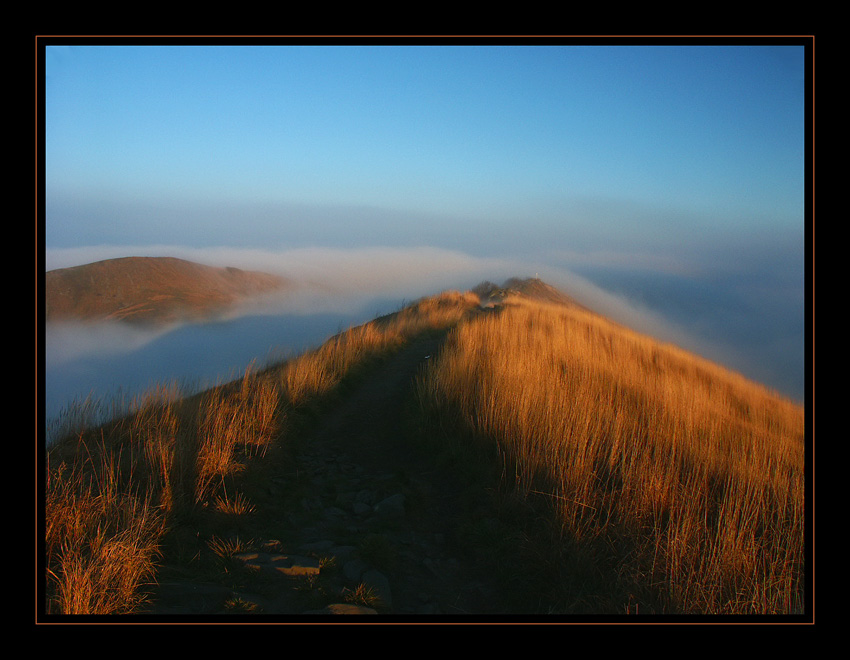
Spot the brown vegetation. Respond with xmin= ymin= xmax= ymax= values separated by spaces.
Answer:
xmin=43 ymin=284 xmax=807 ymax=616
xmin=415 ymin=295 xmax=806 ymax=614
xmin=44 ymin=256 xmax=286 ymax=325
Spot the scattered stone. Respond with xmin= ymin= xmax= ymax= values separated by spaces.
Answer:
xmin=362 ymin=568 xmax=393 ymax=610
xmin=270 ymin=555 xmax=321 ymax=577
xmin=234 ymin=551 xmax=264 ymax=564
xmin=234 ymin=552 xmax=321 ymax=577
xmin=261 ymin=539 xmax=284 ymax=552
xmin=343 ymin=558 xmax=368 ymax=582
xmin=353 ymin=501 xmax=372 ymax=516
xmin=303 ymin=603 xmax=378 ymax=615
xmin=373 ymin=493 xmax=405 ymax=518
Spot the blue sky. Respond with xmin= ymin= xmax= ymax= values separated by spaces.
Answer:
xmin=41 ymin=41 xmax=809 ymax=400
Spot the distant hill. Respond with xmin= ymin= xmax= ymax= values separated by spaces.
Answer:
xmin=44 ymin=256 xmax=287 ymax=325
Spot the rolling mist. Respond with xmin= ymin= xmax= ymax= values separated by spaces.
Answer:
xmin=42 ymin=245 xmax=517 ymax=431
xmin=44 ymin=310 xmax=377 ymax=428
xmin=42 ymin=241 xmax=805 ymax=440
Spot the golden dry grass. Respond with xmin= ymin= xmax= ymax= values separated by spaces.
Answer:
xmin=43 ymin=290 xmax=480 ymax=615
xmin=416 ymin=296 xmax=805 ymax=614
xmin=45 ymin=444 xmax=168 ymax=614
xmin=44 ymin=285 xmax=803 ymax=616
xmin=195 ymin=366 xmax=281 ymax=502
xmin=45 ymin=367 xmax=282 ymax=614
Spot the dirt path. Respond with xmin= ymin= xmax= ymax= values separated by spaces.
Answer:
xmin=145 ymin=326 xmax=511 ymax=618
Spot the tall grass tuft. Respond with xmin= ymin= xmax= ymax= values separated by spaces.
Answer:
xmin=128 ymin=385 xmax=190 ymax=512
xmin=195 ymin=365 xmax=281 ymax=502
xmin=45 ymin=367 xmax=283 ymax=614
xmin=417 ymin=296 xmax=805 ymax=614
xmin=45 ymin=440 xmax=168 ymax=614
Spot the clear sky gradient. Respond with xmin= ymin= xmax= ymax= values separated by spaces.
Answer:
xmin=41 ymin=40 xmax=809 ymax=401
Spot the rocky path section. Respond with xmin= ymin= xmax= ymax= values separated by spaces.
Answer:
xmin=144 ymin=327 xmax=510 ymax=618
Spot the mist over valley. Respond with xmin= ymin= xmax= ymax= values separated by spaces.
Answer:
xmin=44 ymin=308 xmax=384 ymax=426
xmin=43 ymin=244 xmax=805 ymax=438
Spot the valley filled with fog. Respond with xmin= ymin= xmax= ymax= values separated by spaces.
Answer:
xmin=44 ymin=298 xmax=401 ymax=438
xmin=42 ymin=242 xmax=805 ymax=444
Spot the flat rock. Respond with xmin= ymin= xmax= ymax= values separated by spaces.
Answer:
xmin=362 ymin=568 xmax=393 ymax=610
xmin=304 ymin=603 xmax=378 ymax=615
xmin=343 ymin=558 xmax=368 ymax=582
xmin=234 ymin=552 xmax=321 ymax=577
xmin=373 ymin=493 xmax=405 ymax=518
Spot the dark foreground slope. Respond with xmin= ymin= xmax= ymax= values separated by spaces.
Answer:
xmin=45 ymin=290 xmax=517 ymax=618
xmin=44 ymin=256 xmax=287 ymax=326
xmin=145 ymin=325 xmax=522 ymax=616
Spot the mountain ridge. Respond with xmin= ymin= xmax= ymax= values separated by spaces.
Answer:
xmin=44 ymin=256 xmax=287 ymax=326
xmin=472 ymin=276 xmax=591 ymax=311
xmin=45 ymin=277 xmax=806 ymax=618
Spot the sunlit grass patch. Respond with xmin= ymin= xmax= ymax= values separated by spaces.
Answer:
xmin=212 ymin=491 xmax=256 ymax=515
xmin=45 ymin=447 xmax=168 ymax=614
xmin=344 ymin=582 xmax=382 ymax=609
xmin=206 ymin=535 xmax=256 ymax=563
xmin=416 ymin=297 xmax=805 ymax=614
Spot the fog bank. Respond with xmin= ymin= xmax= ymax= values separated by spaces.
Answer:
xmin=44 ymin=243 xmax=718 ymax=360
xmin=42 ymin=242 xmax=804 ymax=433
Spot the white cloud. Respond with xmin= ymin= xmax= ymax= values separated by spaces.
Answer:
xmin=44 ymin=244 xmax=523 ymax=313
xmin=44 ymin=320 xmax=172 ymax=368
xmin=41 ymin=242 xmax=753 ymax=383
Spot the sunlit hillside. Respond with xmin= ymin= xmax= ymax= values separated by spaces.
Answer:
xmin=416 ymin=293 xmax=806 ymax=614
xmin=42 ymin=281 xmax=807 ymax=617
xmin=44 ymin=256 xmax=287 ymax=325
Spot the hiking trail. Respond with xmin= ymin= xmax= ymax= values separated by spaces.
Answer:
xmin=145 ymin=325 xmax=515 ymax=618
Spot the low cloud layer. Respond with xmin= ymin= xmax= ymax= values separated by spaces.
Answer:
xmin=43 ymin=243 xmax=704 ymax=347
xmin=45 ymin=320 xmax=174 ymax=368
xmin=42 ymin=242 xmax=805 ymax=405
